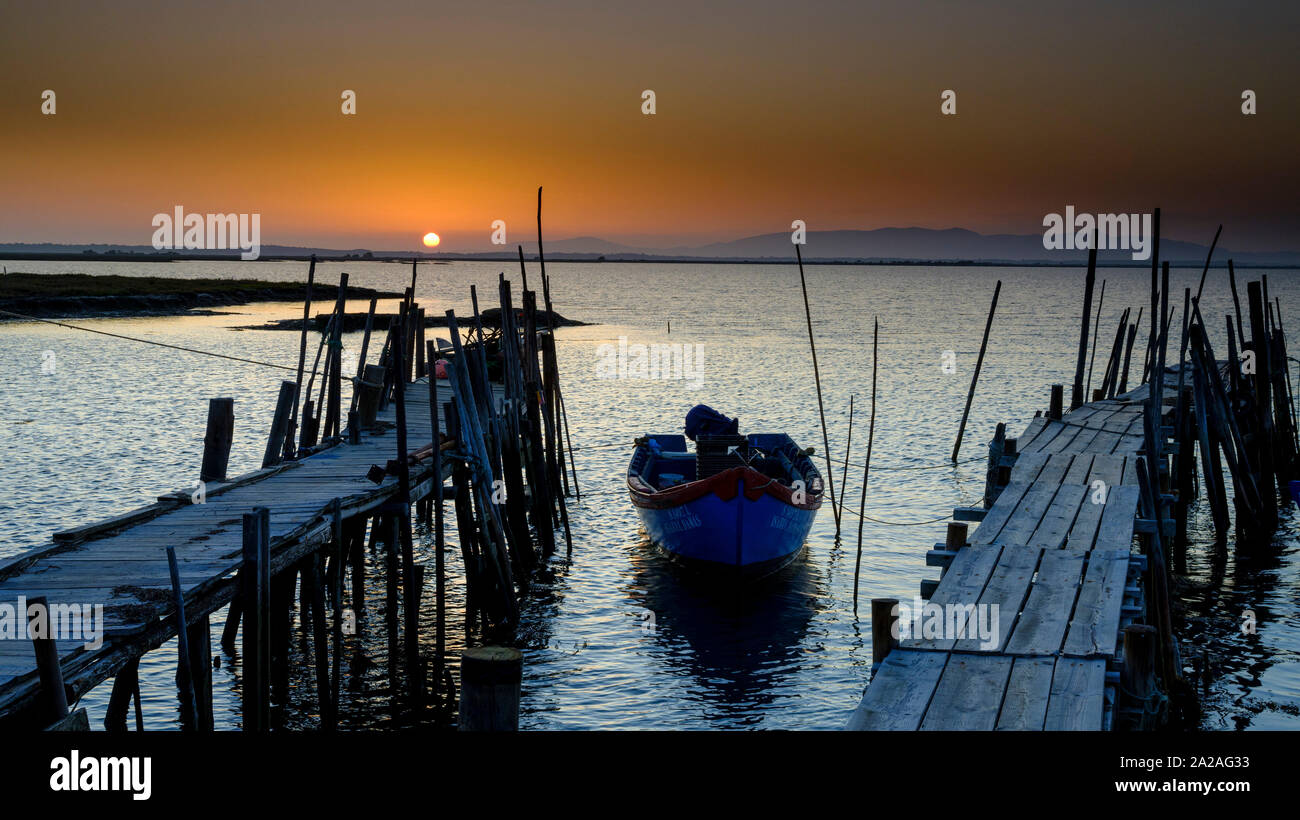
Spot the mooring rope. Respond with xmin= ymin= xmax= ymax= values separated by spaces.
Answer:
xmin=1 ymin=308 xmax=300 ymax=372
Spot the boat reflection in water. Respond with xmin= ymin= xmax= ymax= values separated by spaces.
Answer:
xmin=624 ymin=533 xmax=824 ymax=725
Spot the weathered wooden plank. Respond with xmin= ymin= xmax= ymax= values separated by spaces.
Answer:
xmin=1035 ymin=453 xmax=1076 ymax=485
xmin=953 ymin=547 xmax=1039 ymax=653
xmin=1063 ymin=548 xmax=1131 ymax=657
xmin=996 ymin=656 xmax=1055 ymax=730
xmin=1064 ymin=483 xmax=1106 ymax=551
xmin=1014 ymin=417 xmax=1051 ymax=452
xmin=970 ymin=481 xmax=1034 ymax=545
xmin=1044 ymin=658 xmax=1106 ymax=730
xmin=903 ymin=547 xmax=1001 ymax=650
xmin=1028 ymin=484 xmax=1087 ymax=548
xmin=920 ymin=653 xmax=1014 ymax=731
xmin=1004 ymin=550 xmax=1085 ymax=655
xmin=1061 ymin=453 xmax=1095 ymax=485
xmin=1086 ymin=453 xmax=1125 ymax=486
xmin=845 ymin=649 xmax=948 ymax=731
xmin=1094 ymin=485 xmax=1139 ymax=550
xmin=990 ymin=483 xmax=1059 ymax=545
xmin=1007 ymin=451 xmax=1049 ymax=484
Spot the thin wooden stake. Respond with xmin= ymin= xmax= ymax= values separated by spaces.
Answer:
xmin=953 ymin=280 xmax=1001 ymax=461
xmin=795 ymin=243 xmax=840 ymax=534
xmin=853 ymin=317 xmax=879 ymax=608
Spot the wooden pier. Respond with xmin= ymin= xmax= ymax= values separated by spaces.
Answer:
xmin=1 ymin=245 xmax=579 ymax=731
xmin=0 ymin=378 xmax=456 ymax=727
xmin=847 ymin=377 xmax=1175 ymax=730
xmin=848 ymin=239 xmax=1300 ymax=731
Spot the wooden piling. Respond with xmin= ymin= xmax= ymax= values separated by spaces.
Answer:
xmin=304 ymin=554 xmax=335 ymax=729
xmin=871 ymin=598 xmax=899 ymax=669
xmin=1121 ymin=624 xmax=1158 ymax=729
xmin=286 ymin=255 xmax=316 ymax=460
xmin=200 ymin=398 xmax=235 ymax=483
xmin=1071 ymin=245 xmax=1098 ymax=409
xmin=1085 ymin=279 xmax=1106 ymax=400
xmin=953 ymin=280 xmax=1001 ymax=460
xmin=27 ymin=596 xmax=69 ymax=724
xmin=457 ymin=646 xmax=522 ymax=731
xmin=104 ymin=658 xmax=141 ymax=732
xmin=1048 ymin=384 xmax=1063 ymax=420
xmin=427 ymin=340 xmax=447 ymax=672
xmin=165 ymin=546 xmax=200 ymax=731
xmin=262 ymin=380 xmax=298 ymax=468
xmin=240 ymin=507 xmax=271 ymax=731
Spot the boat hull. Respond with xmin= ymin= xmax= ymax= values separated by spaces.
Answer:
xmin=631 ymin=470 xmax=818 ymax=579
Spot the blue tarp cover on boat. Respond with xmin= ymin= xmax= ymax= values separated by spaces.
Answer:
xmin=684 ymin=404 xmax=738 ymax=441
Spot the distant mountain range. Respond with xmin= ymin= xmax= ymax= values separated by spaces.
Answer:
xmin=3 ymin=228 xmax=1298 ymax=266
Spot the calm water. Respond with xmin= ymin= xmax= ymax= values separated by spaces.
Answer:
xmin=1 ymin=260 xmax=1298 ymax=730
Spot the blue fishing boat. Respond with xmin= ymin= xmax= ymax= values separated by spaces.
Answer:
xmin=627 ymin=406 xmax=823 ymax=579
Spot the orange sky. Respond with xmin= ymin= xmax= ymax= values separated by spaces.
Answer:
xmin=1 ymin=0 xmax=1297 ymax=251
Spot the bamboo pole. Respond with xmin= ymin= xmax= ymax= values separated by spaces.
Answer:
xmin=795 ymin=243 xmax=840 ymax=534
xmin=840 ymin=394 xmax=855 ymax=524
xmin=286 ymin=255 xmax=316 ymax=460
xmin=853 ymin=317 xmax=879 ymax=609
xmin=1085 ymin=279 xmax=1106 ymax=400
xmin=1071 ymin=241 xmax=1098 ymax=408
xmin=953 ymin=280 xmax=1001 ymax=461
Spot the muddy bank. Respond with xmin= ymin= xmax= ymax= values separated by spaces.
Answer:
xmin=0 ymin=273 xmax=405 ymax=320
xmin=238 ymin=306 xmax=591 ymax=332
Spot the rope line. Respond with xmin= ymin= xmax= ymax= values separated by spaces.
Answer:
xmin=1 ymin=308 xmax=299 ymax=372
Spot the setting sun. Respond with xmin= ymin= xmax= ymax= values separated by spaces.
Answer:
xmin=422 ymin=232 xmax=440 ymax=248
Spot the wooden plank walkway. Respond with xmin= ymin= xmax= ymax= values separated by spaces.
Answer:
xmin=0 ymin=378 xmax=481 ymax=723
xmin=847 ymin=375 xmax=1181 ymax=731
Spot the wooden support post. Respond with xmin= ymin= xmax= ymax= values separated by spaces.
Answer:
xmin=270 ymin=569 xmax=293 ymax=702
xmin=1247 ymin=281 xmax=1280 ymax=492
xmin=1118 ymin=310 xmax=1141 ymax=396
xmin=350 ymin=518 xmax=367 ymax=613
xmin=871 ymin=598 xmax=900 ymax=669
xmin=331 ymin=501 xmax=344 ymax=721
xmin=165 ymin=547 xmax=200 ymax=731
xmin=945 ymin=522 xmax=969 ymax=549
xmin=953 ymin=280 xmax=1002 ymax=461
xmin=349 ymin=297 xmax=378 ymax=416
xmin=104 ymin=657 xmax=141 ymax=732
xmin=415 ymin=308 xmax=427 ymax=378
xmin=187 ymin=616 xmax=213 ymax=731
xmin=200 ymin=397 xmax=235 ymax=482
xmin=1174 ymin=385 xmax=1195 ymax=550
xmin=1048 ymin=384 xmax=1063 ymax=420
xmin=1071 ymin=246 xmax=1098 ymax=409
xmin=458 ymin=646 xmax=522 ymax=731
xmin=304 ymin=554 xmax=335 ymax=729
xmin=241 ymin=507 xmax=271 ymax=731
xmin=324 ymin=273 xmax=349 ymax=440
xmin=1121 ymin=624 xmax=1158 ymax=730
xmin=286 ymin=255 xmax=316 ymax=460
xmin=983 ymin=422 xmax=1006 ymax=507
xmin=262 ymin=380 xmax=298 ymax=468
xmin=427 ymin=341 xmax=447 ymax=673
xmin=220 ymin=596 xmax=241 ymax=652
xmin=27 ymin=596 xmax=69 ymax=724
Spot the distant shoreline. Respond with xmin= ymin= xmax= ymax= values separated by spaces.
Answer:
xmin=1 ymin=252 xmax=1294 ymax=269
xmin=0 ymin=273 xmax=405 ymax=321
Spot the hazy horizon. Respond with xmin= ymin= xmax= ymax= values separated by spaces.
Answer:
xmin=2 ymin=0 xmax=1298 ymax=253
